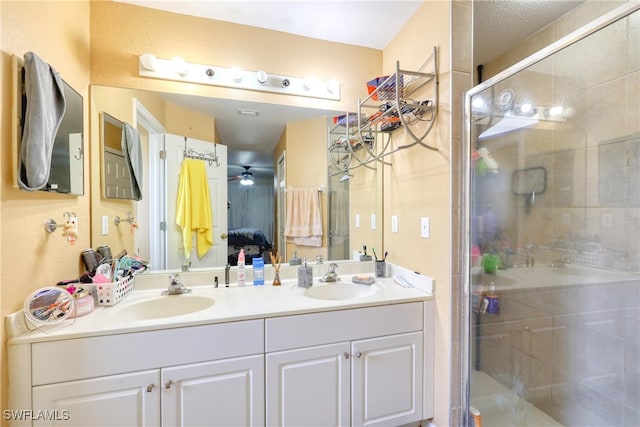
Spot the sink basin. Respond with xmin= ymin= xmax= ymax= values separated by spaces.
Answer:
xmin=303 ymin=283 xmax=378 ymax=301
xmin=119 ymin=295 xmax=215 ymax=320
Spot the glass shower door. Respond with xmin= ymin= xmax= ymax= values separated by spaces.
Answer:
xmin=465 ymin=5 xmax=639 ymax=426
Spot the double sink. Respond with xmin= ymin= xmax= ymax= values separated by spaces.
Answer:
xmin=117 ymin=280 xmax=382 ymax=321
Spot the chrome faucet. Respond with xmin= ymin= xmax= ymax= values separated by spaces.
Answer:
xmin=162 ymin=273 xmax=192 ymax=295
xmin=320 ymin=263 xmax=339 ymax=282
xmin=181 ymin=261 xmax=191 ymax=272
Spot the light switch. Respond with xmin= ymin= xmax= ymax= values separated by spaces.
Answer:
xmin=420 ymin=217 xmax=430 ymax=238
xmin=355 ymin=214 xmax=360 ymax=228
xmin=391 ymin=215 xmax=398 ymax=233
xmin=101 ymin=215 xmax=109 ymax=235
xmin=371 ymin=214 xmax=376 ymax=230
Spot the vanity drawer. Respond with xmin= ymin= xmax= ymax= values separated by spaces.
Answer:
xmin=32 ymin=319 xmax=263 ymax=385
xmin=265 ymin=302 xmax=423 ymax=352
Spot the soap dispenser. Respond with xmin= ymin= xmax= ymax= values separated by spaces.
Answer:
xmin=297 ymin=258 xmax=313 ymax=288
xmin=237 ymin=249 xmax=246 ymax=286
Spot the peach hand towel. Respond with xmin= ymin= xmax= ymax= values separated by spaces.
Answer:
xmin=176 ymin=159 xmax=213 ymax=258
xmin=285 ymin=187 xmax=322 ymax=247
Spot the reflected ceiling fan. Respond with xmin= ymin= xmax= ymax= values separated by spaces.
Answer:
xmin=228 ymin=165 xmax=255 ymax=186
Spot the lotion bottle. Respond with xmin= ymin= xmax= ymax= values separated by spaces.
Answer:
xmin=237 ymin=249 xmax=246 ymax=286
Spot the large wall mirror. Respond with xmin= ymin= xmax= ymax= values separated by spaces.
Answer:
xmin=90 ymin=85 xmax=383 ymax=272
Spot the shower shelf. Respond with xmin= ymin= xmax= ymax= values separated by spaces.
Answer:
xmin=328 ymin=47 xmax=439 ymax=175
xmin=356 ymin=46 xmax=439 ymax=163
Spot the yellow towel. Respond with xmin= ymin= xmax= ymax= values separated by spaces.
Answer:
xmin=176 ymin=159 xmax=213 ymax=258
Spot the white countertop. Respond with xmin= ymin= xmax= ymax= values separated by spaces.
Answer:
xmin=6 ymin=263 xmax=433 ymax=345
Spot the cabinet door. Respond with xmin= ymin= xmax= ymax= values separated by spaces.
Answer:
xmin=162 ymin=354 xmax=264 ymax=427
xmin=351 ymin=332 xmax=423 ymax=426
xmin=266 ymin=342 xmax=350 ymax=427
xmin=32 ymin=370 xmax=160 ymax=427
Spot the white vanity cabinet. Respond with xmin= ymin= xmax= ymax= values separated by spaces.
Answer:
xmin=9 ymin=294 xmax=434 ymax=427
xmin=161 ymin=354 xmax=264 ymax=426
xmin=10 ymin=319 xmax=264 ymax=427
xmin=265 ymin=302 xmax=428 ymax=427
xmin=32 ymin=370 xmax=161 ymax=426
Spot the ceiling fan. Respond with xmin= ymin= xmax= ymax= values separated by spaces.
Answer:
xmin=228 ymin=165 xmax=255 ymax=186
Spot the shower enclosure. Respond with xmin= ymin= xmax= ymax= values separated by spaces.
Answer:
xmin=463 ymin=3 xmax=639 ymax=426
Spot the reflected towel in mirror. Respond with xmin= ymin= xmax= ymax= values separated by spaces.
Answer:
xmin=121 ymin=122 xmax=143 ymax=200
xmin=176 ymin=159 xmax=213 ymax=258
xmin=285 ymin=187 xmax=322 ymax=247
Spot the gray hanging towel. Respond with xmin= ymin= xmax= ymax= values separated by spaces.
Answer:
xmin=121 ymin=122 xmax=143 ymax=201
xmin=18 ymin=51 xmax=66 ymax=191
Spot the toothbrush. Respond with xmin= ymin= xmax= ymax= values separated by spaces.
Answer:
xmin=372 ymin=248 xmax=378 ymax=261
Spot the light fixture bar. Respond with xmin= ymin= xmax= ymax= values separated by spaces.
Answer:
xmin=139 ymin=54 xmax=340 ymax=101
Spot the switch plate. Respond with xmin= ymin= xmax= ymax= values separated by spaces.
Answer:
xmin=101 ymin=215 xmax=109 ymax=235
xmin=562 ymin=213 xmax=571 ymax=225
xmin=602 ymin=213 xmax=613 ymax=228
xmin=421 ymin=217 xmax=430 ymax=238
xmin=391 ymin=215 xmax=399 ymax=233
xmin=355 ymin=214 xmax=360 ymax=228
xmin=371 ymin=214 xmax=376 ymax=230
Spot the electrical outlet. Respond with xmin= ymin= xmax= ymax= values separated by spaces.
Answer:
xmin=421 ymin=217 xmax=430 ymax=238
xmin=391 ymin=215 xmax=399 ymax=233
xmin=355 ymin=214 xmax=360 ymax=228
xmin=602 ymin=213 xmax=613 ymax=228
xmin=371 ymin=214 xmax=376 ymax=230
xmin=101 ymin=215 xmax=109 ymax=235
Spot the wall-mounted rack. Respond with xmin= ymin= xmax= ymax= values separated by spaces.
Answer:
xmin=328 ymin=47 xmax=439 ymax=173
xmin=183 ymin=136 xmax=220 ymax=166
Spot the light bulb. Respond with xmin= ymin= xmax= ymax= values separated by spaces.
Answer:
xmin=140 ymin=53 xmax=158 ymax=71
xmin=303 ymin=76 xmax=316 ymax=91
xmin=549 ymin=105 xmax=564 ymax=116
xmin=256 ymin=70 xmax=268 ymax=84
xmin=172 ymin=56 xmax=188 ymax=77
xmin=231 ymin=66 xmax=243 ymax=82
xmin=327 ymin=79 xmax=339 ymax=94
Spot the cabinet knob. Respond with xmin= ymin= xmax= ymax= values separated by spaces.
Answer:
xmin=146 ymin=384 xmax=155 ymax=392
xmin=355 ymin=352 xmax=362 ymax=359
xmin=344 ymin=352 xmax=350 ymax=359
xmin=165 ymin=380 xmax=173 ymax=389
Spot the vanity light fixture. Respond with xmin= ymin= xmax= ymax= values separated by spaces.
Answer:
xmin=138 ymin=53 xmax=340 ymax=101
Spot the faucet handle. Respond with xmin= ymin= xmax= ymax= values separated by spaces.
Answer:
xmin=169 ymin=273 xmax=181 ymax=285
xmin=328 ymin=263 xmax=338 ymax=273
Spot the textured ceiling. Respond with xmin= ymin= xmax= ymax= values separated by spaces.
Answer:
xmin=474 ymin=0 xmax=585 ymax=65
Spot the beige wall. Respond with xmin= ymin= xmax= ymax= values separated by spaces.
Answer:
xmin=381 ymin=1 xmax=473 ymax=424
xmin=1 ymin=0 xmax=91 ymax=417
xmin=283 ymin=116 xmax=329 ymax=261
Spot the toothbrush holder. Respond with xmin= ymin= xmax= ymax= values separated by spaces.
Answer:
xmin=375 ymin=260 xmax=387 ymax=278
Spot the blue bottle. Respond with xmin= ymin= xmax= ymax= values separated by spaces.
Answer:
xmin=253 ymin=257 xmax=264 ymax=286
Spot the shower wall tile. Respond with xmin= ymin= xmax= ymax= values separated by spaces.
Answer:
xmin=585 ymin=76 xmax=629 ymax=146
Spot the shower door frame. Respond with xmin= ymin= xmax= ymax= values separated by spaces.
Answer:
xmin=460 ymin=1 xmax=640 ymax=425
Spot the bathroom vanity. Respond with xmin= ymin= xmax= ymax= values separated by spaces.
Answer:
xmin=6 ymin=267 xmax=434 ymax=427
